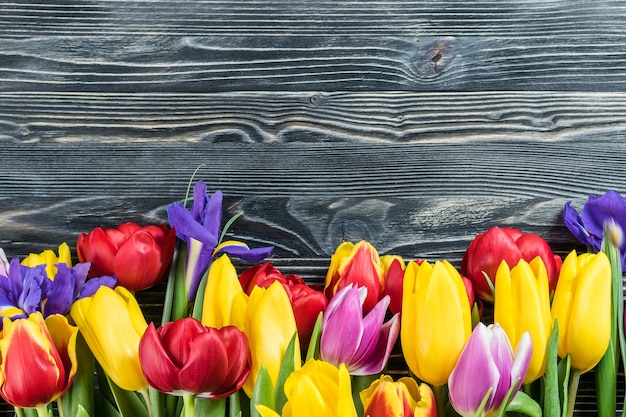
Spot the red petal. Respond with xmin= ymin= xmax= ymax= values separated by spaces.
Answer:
xmin=139 ymin=323 xmax=181 ymax=393
xmin=158 ymin=318 xmax=206 ymax=367
xmin=113 ymin=230 xmax=163 ymax=291
xmin=1 ymin=319 xmax=64 ymax=407
xmin=77 ymin=228 xmax=118 ymax=277
xmin=178 ymin=329 xmax=229 ymax=394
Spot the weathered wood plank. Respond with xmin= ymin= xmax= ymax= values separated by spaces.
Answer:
xmin=2 ymin=0 xmax=625 ymax=38
xmin=2 ymin=91 xmax=626 ymax=143
xmin=2 ymin=35 xmax=626 ymax=92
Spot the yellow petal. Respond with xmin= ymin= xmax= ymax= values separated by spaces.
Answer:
xmin=201 ymin=254 xmax=249 ymax=332
xmin=243 ymin=281 xmax=300 ymax=395
xmin=70 ymin=286 xmax=148 ymax=391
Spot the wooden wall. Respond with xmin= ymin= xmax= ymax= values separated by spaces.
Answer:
xmin=2 ymin=0 xmax=626 ymax=414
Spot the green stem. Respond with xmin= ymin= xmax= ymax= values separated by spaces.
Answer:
xmin=183 ymin=393 xmax=195 ymax=417
xmin=140 ymin=389 xmax=153 ymax=417
xmin=56 ymin=397 xmax=65 ymax=417
xmin=14 ymin=407 xmax=25 ymax=417
xmin=566 ymin=368 xmax=581 ymax=417
xmin=34 ymin=404 xmax=49 ymax=417
xmin=433 ymin=385 xmax=447 ymax=417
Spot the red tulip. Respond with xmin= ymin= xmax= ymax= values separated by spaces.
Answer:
xmin=138 ymin=318 xmax=250 ymax=398
xmin=77 ymin=222 xmax=176 ymax=291
xmin=461 ymin=226 xmax=561 ymax=301
xmin=382 ymin=257 xmax=405 ymax=315
xmin=324 ymin=241 xmax=385 ymax=313
xmin=240 ymin=262 xmax=327 ymax=349
xmin=0 ymin=313 xmax=78 ymax=408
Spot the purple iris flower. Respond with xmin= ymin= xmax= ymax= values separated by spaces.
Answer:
xmin=320 ymin=284 xmax=400 ymax=376
xmin=41 ymin=262 xmax=116 ymax=316
xmin=448 ymin=323 xmax=532 ymax=417
xmin=167 ymin=181 xmax=273 ymax=301
xmin=563 ymin=190 xmax=626 ymax=269
xmin=0 ymin=258 xmax=116 ymax=328
xmin=0 ymin=259 xmax=46 ymax=324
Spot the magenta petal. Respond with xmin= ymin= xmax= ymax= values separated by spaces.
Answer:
xmin=351 ymin=311 xmax=400 ymax=375
xmin=347 ymin=296 xmax=390 ymax=373
xmin=488 ymin=324 xmax=515 ymax=408
xmin=448 ymin=323 xmax=501 ymax=416
xmin=320 ymin=285 xmax=364 ymax=365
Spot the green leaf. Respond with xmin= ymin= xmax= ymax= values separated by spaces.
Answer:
xmin=195 ymin=397 xmax=226 ymax=417
xmin=505 ymin=390 xmax=542 ymax=417
xmin=273 ymin=333 xmax=298 ymax=413
xmin=229 ymin=391 xmax=242 ymax=417
xmin=219 ymin=212 xmax=244 ymax=244
xmin=558 ymin=355 xmax=571 ymax=417
xmin=172 ymin=244 xmax=190 ymax=321
xmin=543 ymin=321 xmax=561 ymax=417
xmin=305 ymin=312 xmax=323 ymax=362
xmin=75 ymin=404 xmax=91 ymax=417
xmin=473 ymin=388 xmax=492 ymax=417
xmin=148 ymin=387 xmax=165 ymax=417
xmin=191 ymin=269 xmax=210 ymax=320
xmin=250 ymin=366 xmax=275 ymax=417
xmin=104 ymin=375 xmax=148 ymax=417
xmin=94 ymin=391 xmax=121 ymax=417
xmin=162 ymin=243 xmax=182 ymax=326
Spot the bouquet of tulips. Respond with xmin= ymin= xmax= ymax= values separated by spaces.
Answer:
xmin=0 ymin=178 xmax=624 ymax=417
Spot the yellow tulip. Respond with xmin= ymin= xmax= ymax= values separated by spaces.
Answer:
xmin=70 ymin=286 xmax=148 ymax=392
xmin=551 ymin=250 xmax=611 ymax=373
xmin=201 ymin=254 xmax=249 ymax=332
xmin=243 ymin=280 xmax=301 ymax=396
xmin=21 ymin=243 xmax=72 ymax=279
xmin=494 ymin=257 xmax=552 ymax=383
xmin=256 ymin=360 xmax=357 ymax=417
xmin=401 ymin=260 xmax=471 ymax=387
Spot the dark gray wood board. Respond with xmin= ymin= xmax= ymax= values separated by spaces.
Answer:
xmin=1 ymin=0 xmax=626 ymax=414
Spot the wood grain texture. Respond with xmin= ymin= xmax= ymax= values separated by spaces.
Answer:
xmin=1 ymin=0 xmax=626 ymax=414
xmin=2 ymin=91 xmax=626 ymax=143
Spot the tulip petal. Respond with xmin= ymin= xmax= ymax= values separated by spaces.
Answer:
xmin=138 ymin=323 xmax=181 ymax=393
xmin=77 ymin=228 xmax=118 ymax=277
xmin=178 ymin=330 xmax=229 ymax=394
xmin=510 ymin=331 xmax=532 ymax=393
xmin=0 ymin=314 xmax=67 ymax=407
xmin=448 ymin=323 xmax=501 ymax=416
xmin=113 ymin=230 xmax=164 ymax=291
xmin=320 ymin=285 xmax=364 ymax=366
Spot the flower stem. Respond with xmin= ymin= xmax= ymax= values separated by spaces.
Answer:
xmin=183 ymin=393 xmax=195 ymax=417
xmin=34 ymin=404 xmax=49 ymax=417
xmin=566 ymin=368 xmax=581 ymax=417
xmin=140 ymin=389 xmax=153 ymax=417
xmin=433 ymin=384 xmax=447 ymax=417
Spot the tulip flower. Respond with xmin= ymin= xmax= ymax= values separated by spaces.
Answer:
xmin=324 ymin=240 xmax=385 ymax=314
xmin=21 ymin=242 xmax=72 ymax=279
xmin=139 ymin=317 xmax=250 ymax=398
xmin=551 ymin=250 xmax=611 ymax=373
xmin=70 ymin=285 xmax=149 ymax=392
xmin=0 ymin=313 xmax=78 ymax=409
xmin=77 ymin=222 xmax=176 ymax=292
xmin=448 ymin=323 xmax=532 ymax=417
xmin=360 ymin=375 xmax=436 ymax=417
xmin=243 ymin=281 xmax=301 ymax=395
xmin=320 ymin=284 xmax=399 ymax=375
xmin=381 ymin=256 xmax=405 ymax=315
xmin=201 ymin=254 xmax=249 ymax=332
xmin=494 ymin=257 xmax=552 ymax=383
xmin=563 ymin=190 xmax=626 ymax=270
xmin=240 ymin=262 xmax=327 ymax=349
xmin=401 ymin=260 xmax=472 ymax=387
xmin=167 ymin=181 xmax=273 ymax=301
xmin=461 ymin=226 xmax=562 ymax=301
xmin=256 ymin=360 xmax=357 ymax=417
